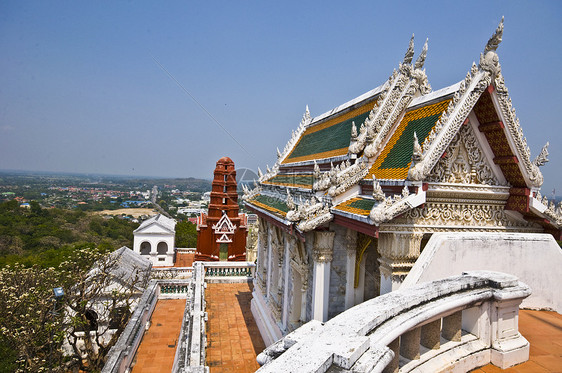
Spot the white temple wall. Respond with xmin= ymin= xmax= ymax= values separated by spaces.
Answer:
xmin=402 ymin=232 xmax=562 ymax=313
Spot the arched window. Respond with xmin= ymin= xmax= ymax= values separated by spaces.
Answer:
xmin=140 ymin=241 xmax=151 ymax=255
xmin=157 ymin=241 xmax=168 ymax=255
xmin=85 ymin=309 xmax=98 ymax=331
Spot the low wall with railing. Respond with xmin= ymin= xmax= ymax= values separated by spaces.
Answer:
xmin=172 ymin=262 xmax=208 ymax=373
xmin=256 ymin=271 xmax=531 ymax=373
xmin=203 ymin=261 xmax=255 ymax=282
xmin=103 ymin=261 xmax=256 ymax=373
xmin=152 ymin=266 xmax=194 ymax=279
xmin=102 ymin=280 xmax=160 ymax=373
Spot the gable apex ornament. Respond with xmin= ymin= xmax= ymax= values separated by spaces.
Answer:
xmin=414 ymin=38 xmax=428 ymax=70
xmin=479 ymin=17 xmax=504 ymax=75
xmin=484 ymin=16 xmax=504 ymax=54
xmin=403 ymin=34 xmax=415 ymax=65
xmin=533 ymin=142 xmax=549 ymax=167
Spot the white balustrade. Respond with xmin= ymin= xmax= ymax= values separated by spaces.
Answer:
xmin=257 ymin=271 xmax=531 ymax=373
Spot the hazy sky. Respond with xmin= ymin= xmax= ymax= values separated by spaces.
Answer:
xmin=1 ymin=1 xmax=561 ymax=194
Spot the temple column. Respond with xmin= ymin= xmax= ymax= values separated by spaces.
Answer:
xmin=256 ymin=218 xmax=268 ymax=291
xmin=354 ymin=253 xmax=367 ymax=306
xmin=265 ymin=223 xmax=273 ymax=300
xmin=269 ymin=230 xmax=283 ymax=321
xmin=378 ymin=232 xmax=423 ymax=294
xmin=344 ymin=229 xmax=357 ymax=310
xmin=281 ymin=235 xmax=290 ymax=329
xmin=312 ymin=231 xmax=335 ymax=322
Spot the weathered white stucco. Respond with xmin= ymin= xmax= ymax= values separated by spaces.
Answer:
xmin=402 ymin=232 xmax=562 ymax=313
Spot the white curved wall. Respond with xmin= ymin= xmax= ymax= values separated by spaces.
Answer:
xmin=402 ymin=232 xmax=562 ymax=313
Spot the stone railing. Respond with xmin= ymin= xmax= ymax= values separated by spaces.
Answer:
xmin=102 ymin=281 xmax=159 ymax=373
xmin=176 ymin=248 xmax=196 ymax=254
xmin=152 ymin=266 xmax=194 ymax=280
xmin=203 ymin=261 xmax=255 ymax=281
xmin=158 ymin=280 xmax=192 ymax=299
xmin=256 ymin=271 xmax=531 ymax=373
xmin=172 ymin=262 xmax=208 ymax=373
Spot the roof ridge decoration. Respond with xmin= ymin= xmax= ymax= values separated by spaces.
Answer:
xmin=261 ymin=106 xmax=312 ymax=182
xmin=543 ymin=200 xmax=562 ymax=228
xmin=403 ymin=34 xmax=415 ymax=65
xmin=408 ymin=18 xmax=508 ymax=182
xmin=369 ymin=184 xmax=426 ymax=225
xmin=312 ymin=158 xmax=369 ymax=197
xmin=372 ymin=176 xmax=385 ymax=201
xmin=242 ymin=181 xmax=262 ymax=201
xmin=357 ymin=37 xmax=432 ymax=159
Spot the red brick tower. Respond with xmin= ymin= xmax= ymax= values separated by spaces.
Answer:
xmin=195 ymin=157 xmax=247 ymax=261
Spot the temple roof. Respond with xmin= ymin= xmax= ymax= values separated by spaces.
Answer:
xmin=244 ymin=20 xmax=561 ymax=236
xmin=366 ymin=97 xmax=452 ymax=180
xmin=134 ymin=214 xmax=176 ymax=234
xmin=282 ymin=95 xmax=380 ymax=164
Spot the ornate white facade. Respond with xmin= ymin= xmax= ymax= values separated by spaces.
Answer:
xmin=244 ymin=19 xmax=561 ymax=349
xmin=133 ymin=214 xmax=176 ymax=266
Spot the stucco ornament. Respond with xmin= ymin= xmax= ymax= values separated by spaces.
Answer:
xmin=274 ymin=105 xmax=312 ymax=167
xmin=533 ymin=142 xmax=549 ymax=167
xmin=493 ymin=72 xmax=544 ymax=187
xmin=241 ymin=182 xmax=262 ymax=201
xmin=408 ymin=50 xmax=492 ymax=182
xmin=402 ymin=34 xmax=415 ymax=65
xmin=312 ymin=231 xmax=335 ymax=263
xmin=541 ymin=199 xmax=562 ymax=228
xmin=369 ymin=190 xmax=415 ymax=225
xmin=427 ymin=123 xmax=501 ymax=185
xmin=412 ymin=131 xmax=422 ymax=162
xmin=372 ymin=176 xmax=385 ymax=202
xmin=479 ymin=17 xmax=503 ymax=76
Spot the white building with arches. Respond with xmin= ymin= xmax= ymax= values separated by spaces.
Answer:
xmin=133 ymin=214 xmax=176 ymax=266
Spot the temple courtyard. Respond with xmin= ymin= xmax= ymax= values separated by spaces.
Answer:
xmin=127 ymin=282 xmax=560 ymax=372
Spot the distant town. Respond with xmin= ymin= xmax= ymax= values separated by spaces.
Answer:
xmin=0 ymin=170 xmax=222 ymax=222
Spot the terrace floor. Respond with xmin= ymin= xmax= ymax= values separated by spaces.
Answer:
xmin=126 ymin=287 xmax=560 ymax=373
xmin=205 ymin=282 xmax=266 ymax=373
xmin=471 ymin=309 xmax=562 ymax=372
xmin=130 ymin=299 xmax=186 ymax=373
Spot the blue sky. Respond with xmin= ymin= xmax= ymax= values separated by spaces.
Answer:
xmin=0 ymin=1 xmax=560 ymax=194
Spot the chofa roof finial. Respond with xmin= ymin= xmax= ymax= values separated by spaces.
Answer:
xmin=403 ymin=34 xmax=415 ymax=65
xmin=414 ymin=38 xmax=428 ymax=70
xmin=484 ymin=16 xmax=504 ymax=54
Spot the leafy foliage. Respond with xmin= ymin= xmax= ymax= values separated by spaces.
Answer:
xmin=0 ymin=200 xmax=138 ymax=268
xmin=0 ymin=246 xmax=150 ymax=372
xmin=175 ymin=220 xmax=197 ymax=248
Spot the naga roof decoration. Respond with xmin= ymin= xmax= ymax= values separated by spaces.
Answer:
xmin=244 ymin=18 xmax=562 ymax=234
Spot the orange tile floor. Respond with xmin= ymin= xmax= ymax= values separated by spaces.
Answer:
xmin=205 ymin=282 xmax=266 ymax=373
xmin=131 ymin=299 xmax=186 ymax=373
xmin=471 ymin=310 xmax=562 ymax=372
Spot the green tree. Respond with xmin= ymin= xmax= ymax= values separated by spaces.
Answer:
xmin=175 ymin=221 xmax=197 ymax=247
xmin=0 ymin=246 xmax=150 ymax=372
xmin=0 ymin=264 xmax=67 ymax=372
